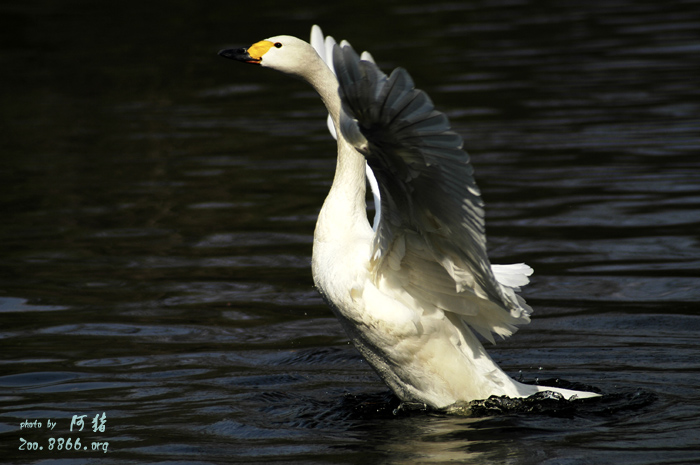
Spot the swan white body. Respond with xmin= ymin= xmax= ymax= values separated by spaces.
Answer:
xmin=219 ymin=26 xmax=599 ymax=408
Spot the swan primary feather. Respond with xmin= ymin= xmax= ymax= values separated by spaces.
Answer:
xmin=218 ymin=25 xmax=600 ymax=408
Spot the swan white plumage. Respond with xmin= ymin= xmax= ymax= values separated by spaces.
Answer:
xmin=218 ymin=25 xmax=600 ymax=408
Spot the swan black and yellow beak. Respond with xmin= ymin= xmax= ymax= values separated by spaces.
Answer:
xmin=218 ymin=47 xmax=260 ymax=64
xmin=219 ymin=40 xmax=278 ymax=65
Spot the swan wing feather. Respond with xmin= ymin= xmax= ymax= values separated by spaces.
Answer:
xmin=333 ymin=43 xmax=532 ymax=340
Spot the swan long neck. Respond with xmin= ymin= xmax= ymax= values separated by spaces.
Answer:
xmin=306 ymin=62 xmax=342 ymax=126
xmin=300 ymin=54 xmax=369 ymax=240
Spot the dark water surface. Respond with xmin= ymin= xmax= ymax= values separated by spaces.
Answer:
xmin=2 ymin=0 xmax=699 ymax=463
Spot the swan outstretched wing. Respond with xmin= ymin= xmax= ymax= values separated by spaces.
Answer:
xmin=333 ymin=44 xmax=532 ymax=342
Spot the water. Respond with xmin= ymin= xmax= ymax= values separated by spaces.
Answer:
xmin=1 ymin=0 xmax=699 ymax=463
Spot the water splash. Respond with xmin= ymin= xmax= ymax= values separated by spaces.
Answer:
xmin=329 ymin=379 xmax=656 ymax=421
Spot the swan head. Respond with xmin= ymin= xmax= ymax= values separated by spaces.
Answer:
xmin=219 ymin=35 xmax=320 ymax=77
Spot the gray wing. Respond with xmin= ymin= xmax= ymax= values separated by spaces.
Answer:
xmin=333 ymin=44 xmax=532 ymax=341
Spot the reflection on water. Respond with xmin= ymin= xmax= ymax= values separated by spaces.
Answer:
xmin=1 ymin=0 xmax=699 ymax=463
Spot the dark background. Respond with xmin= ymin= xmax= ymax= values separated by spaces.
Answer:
xmin=1 ymin=1 xmax=699 ymax=463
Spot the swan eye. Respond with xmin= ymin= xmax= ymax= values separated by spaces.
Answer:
xmin=274 ymin=42 xmax=282 ymax=48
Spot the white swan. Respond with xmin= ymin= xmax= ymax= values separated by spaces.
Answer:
xmin=219 ymin=25 xmax=600 ymax=408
